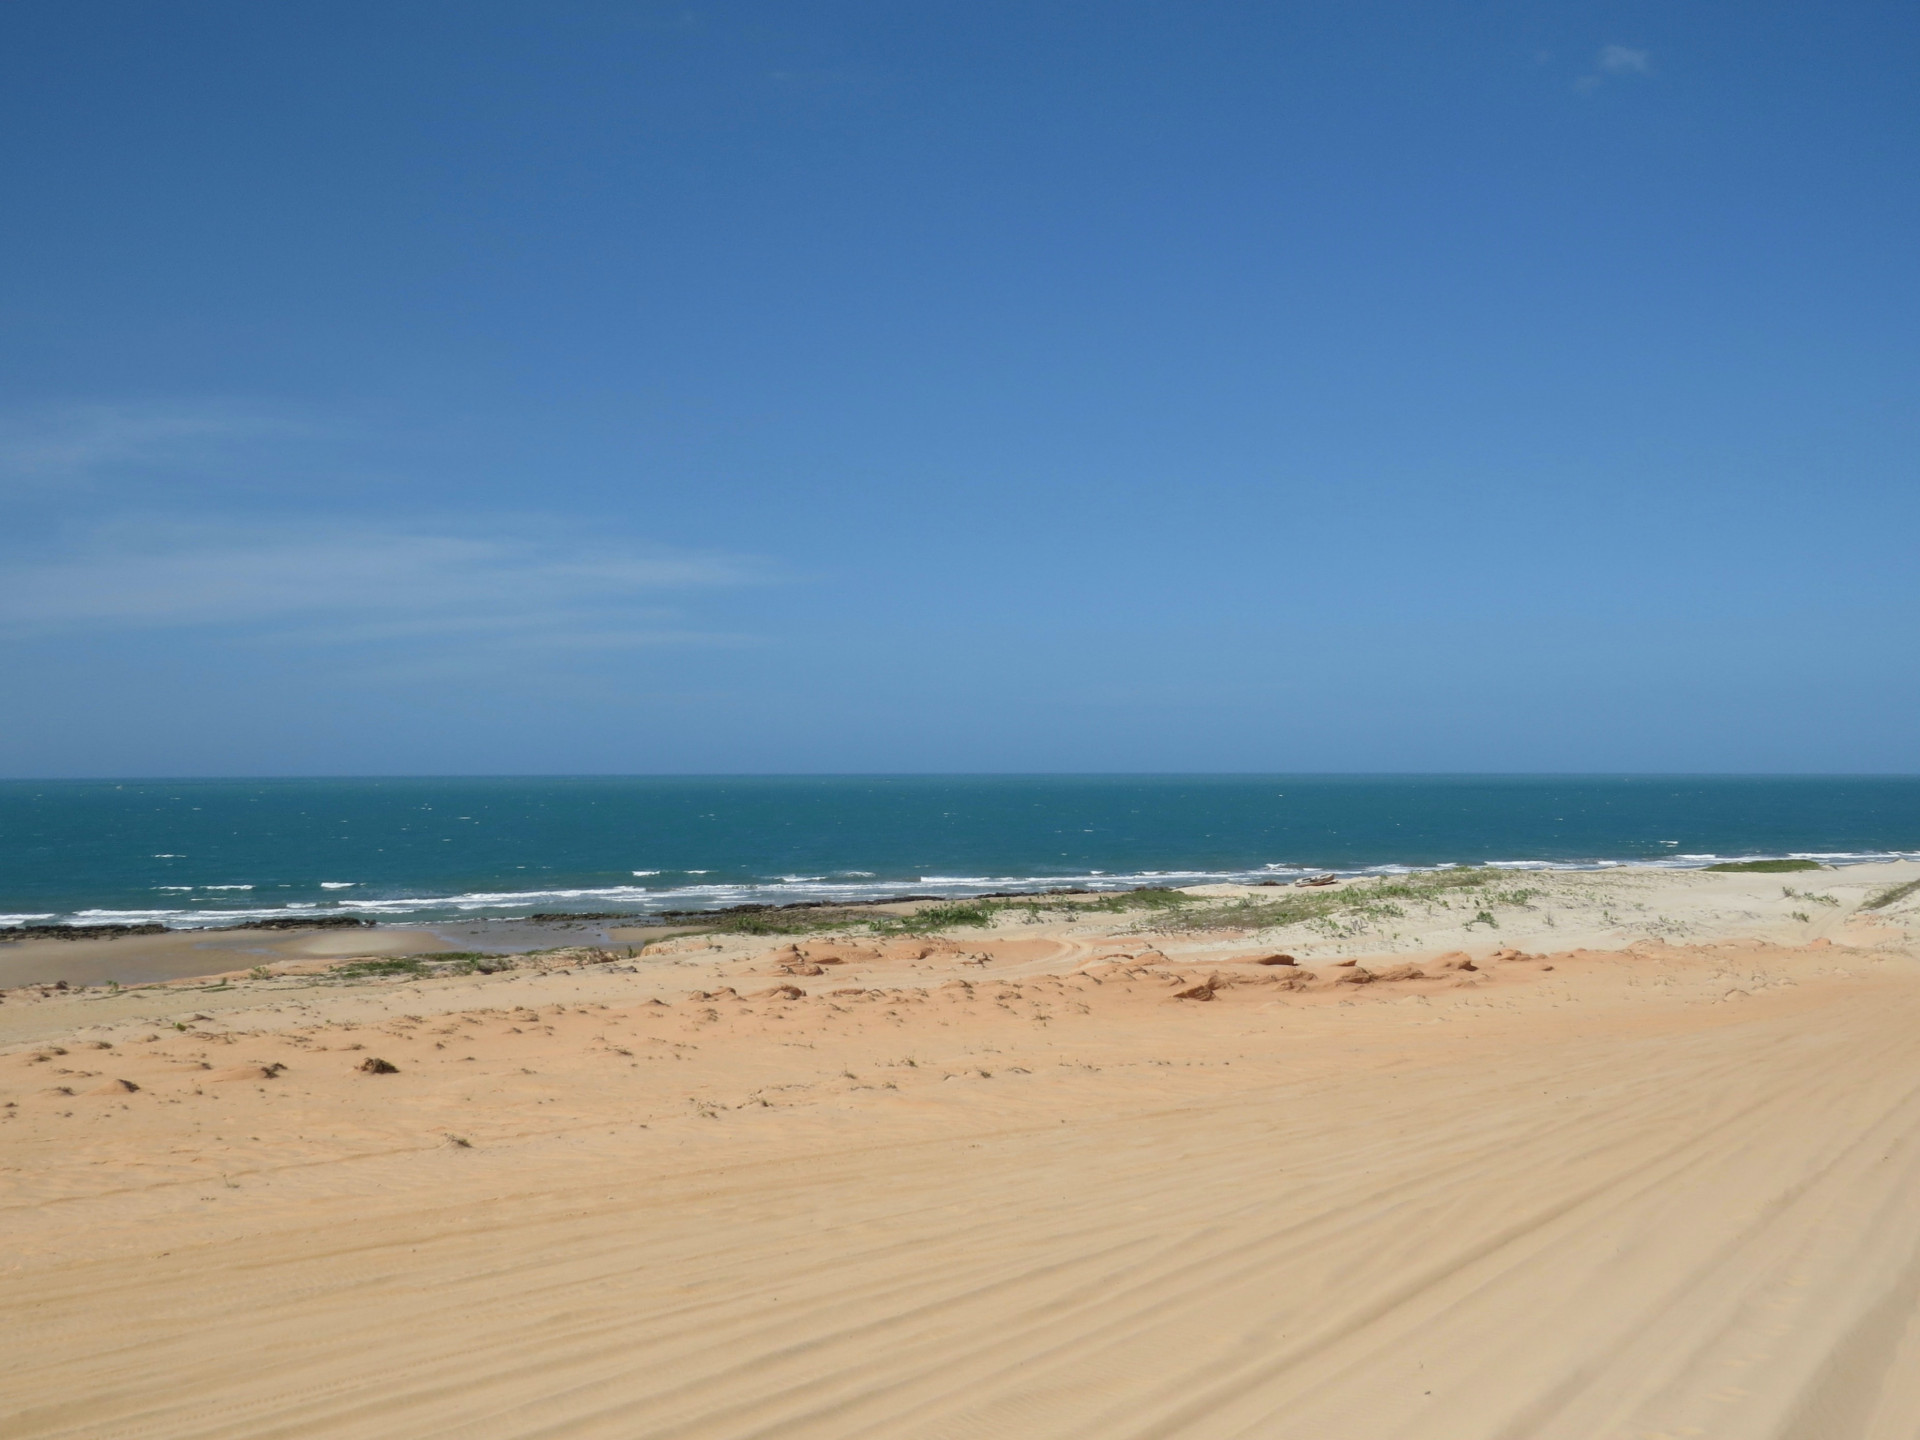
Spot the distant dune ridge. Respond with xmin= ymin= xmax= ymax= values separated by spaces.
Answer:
xmin=5 ymin=861 xmax=1920 ymax=1438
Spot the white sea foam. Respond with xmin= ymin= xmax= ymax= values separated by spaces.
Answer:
xmin=9 ymin=850 xmax=1914 ymax=930
xmin=1790 ymin=851 xmax=1916 ymax=860
xmin=69 ymin=908 xmax=211 ymax=924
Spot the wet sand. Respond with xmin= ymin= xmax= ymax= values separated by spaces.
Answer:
xmin=0 ymin=925 xmax=459 ymax=990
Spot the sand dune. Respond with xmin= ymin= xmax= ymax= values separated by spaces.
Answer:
xmin=5 ymin=865 xmax=1920 ymax=1438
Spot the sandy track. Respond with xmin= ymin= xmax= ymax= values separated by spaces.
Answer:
xmin=7 ymin=933 xmax=1920 ymax=1439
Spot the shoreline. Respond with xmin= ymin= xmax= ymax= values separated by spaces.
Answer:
xmin=3 ymin=859 xmax=1917 ymax=993
xmin=10 ymin=846 xmax=1917 ymax=937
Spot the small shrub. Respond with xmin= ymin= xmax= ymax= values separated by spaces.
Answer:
xmin=1705 ymin=859 xmax=1822 ymax=873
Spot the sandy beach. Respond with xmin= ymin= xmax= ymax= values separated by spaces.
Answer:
xmin=6 ymin=861 xmax=1920 ymax=1438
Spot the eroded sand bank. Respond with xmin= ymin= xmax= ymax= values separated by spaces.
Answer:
xmin=5 ymin=864 xmax=1920 ymax=1439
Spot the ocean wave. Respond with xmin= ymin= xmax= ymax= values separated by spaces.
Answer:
xmin=5 ymin=850 xmax=1915 ymax=931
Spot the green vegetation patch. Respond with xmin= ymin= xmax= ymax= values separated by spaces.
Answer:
xmin=326 ymin=952 xmax=516 ymax=981
xmin=1863 ymin=878 xmax=1920 ymax=911
xmin=1149 ymin=890 xmax=1338 ymax=934
xmin=1704 ymin=859 xmax=1824 ymax=873
xmin=331 ymin=957 xmax=431 ymax=978
xmin=873 ymin=900 xmax=1003 ymax=936
xmin=441 ymin=952 xmax=517 ymax=973
xmin=1360 ymin=868 xmax=1499 ymax=900
xmin=877 ymin=887 xmax=1199 ymax=934
xmin=1004 ymin=888 xmax=1195 ymax=923
xmin=1076 ymin=887 xmax=1196 ymax=912
xmin=563 ymin=871 xmax=1536 ymax=945
xmin=708 ymin=909 xmax=864 ymax=937
xmin=1145 ymin=866 xmax=1520 ymax=935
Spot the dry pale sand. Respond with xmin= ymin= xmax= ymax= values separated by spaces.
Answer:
xmin=5 ymin=864 xmax=1920 ymax=1439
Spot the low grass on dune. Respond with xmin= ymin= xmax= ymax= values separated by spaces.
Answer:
xmin=1143 ymin=867 xmax=1524 ymax=935
xmin=696 ymin=872 xmax=1537 ymax=942
xmin=1862 ymin=878 xmax=1920 ymax=911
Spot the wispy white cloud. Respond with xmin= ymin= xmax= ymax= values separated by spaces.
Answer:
xmin=0 ymin=402 xmax=316 ymax=488
xmin=1598 ymin=44 xmax=1652 ymax=76
xmin=1575 ymin=43 xmax=1653 ymax=93
xmin=0 ymin=399 xmax=777 ymax=678
xmin=0 ymin=520 xmax=769 ymax=657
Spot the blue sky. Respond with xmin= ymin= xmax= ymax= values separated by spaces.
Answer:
xmin=2 ymin=1 xmax=1915 ymax=775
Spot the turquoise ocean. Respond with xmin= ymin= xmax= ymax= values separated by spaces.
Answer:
xmin=2 ymin=775 xmax=1917 ymax=930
